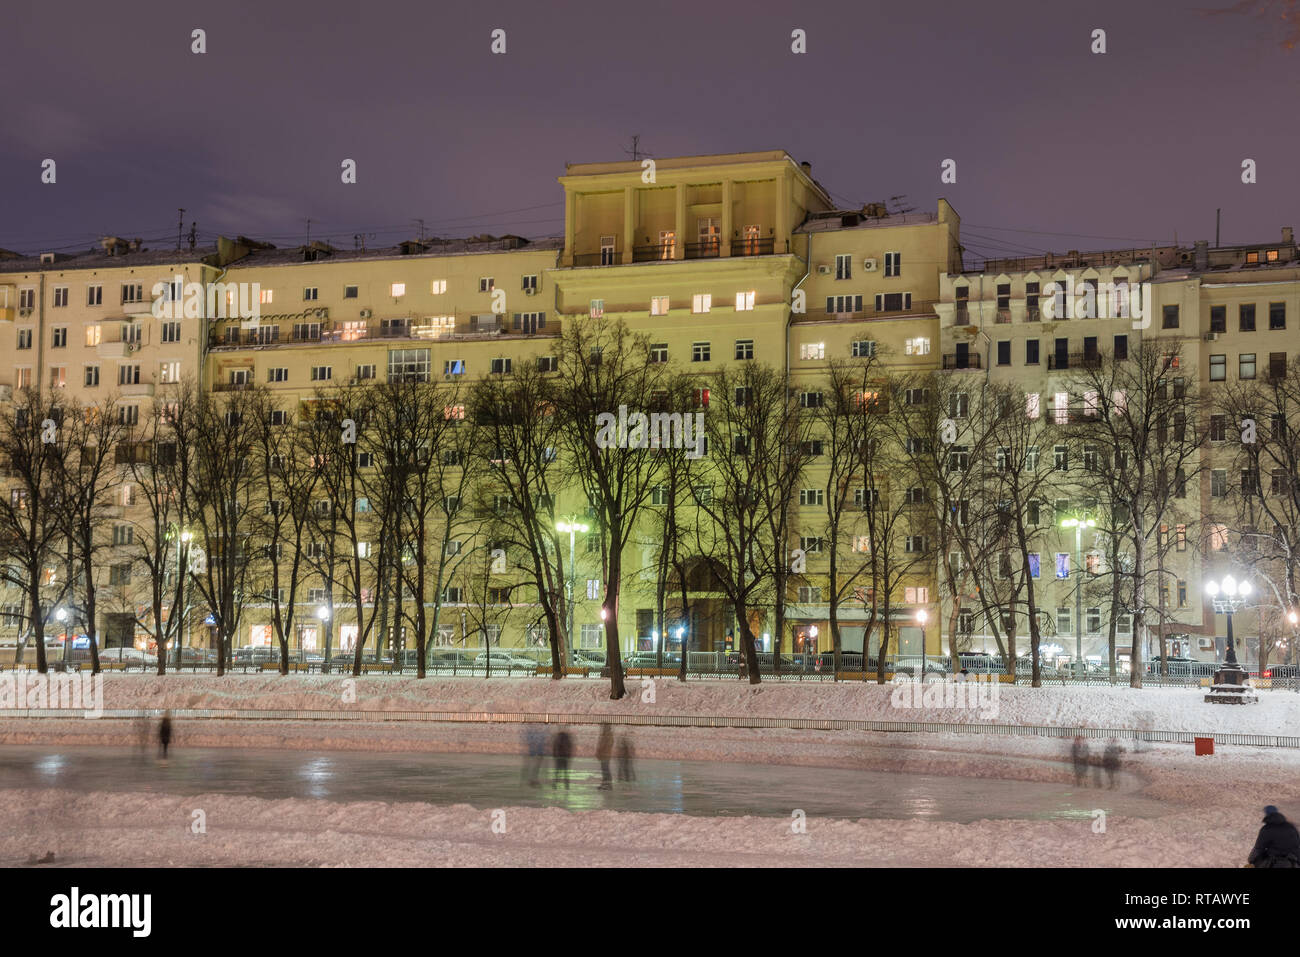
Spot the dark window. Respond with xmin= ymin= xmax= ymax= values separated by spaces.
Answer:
xmin=997 ymin=340 xmax=1011 ymax=366
xmin=1270 ymin=352 xmax=1287 ymax=380
xmin=1083 ymin=336 xmax=1098 ymax=361
xmin=1113 ymin=334 xmax=1128 ymax=361
xmin=1026 ymin=339 xmax=1039 ymax=365
xmin=1210 ymin=306 xmax=1226 ymax=333
xmin=1270 ymin=302 xmax=1286 ymax=330
xmin=1240 ymin=303 xmax=1256 ymax=332
xmin=1162 ymin=305 xmax=1179 ymax=329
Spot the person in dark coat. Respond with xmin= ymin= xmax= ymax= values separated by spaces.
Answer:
xmin=595 ymin=723 xmax=614 ymax=790
xmin=521 ymin=724 xmax=546 ymax=786
xmin=158 ymin=711 xmax=173 ymax=760
xmin=617 ymin=735 xmax=636 ymax=782
xmin=1248 ymin=806 xmax=1300 ymax=868
xmin=1102 ymin=740 xmax=1122 ymax=789
xmin=551 ymin=729 xmax=573 ymax=789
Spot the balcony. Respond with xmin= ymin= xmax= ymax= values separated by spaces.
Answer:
xmin=684 ymin=242 xmax=721 ymax=260
xmin=633 ymin=243 xmax=676 ymax=263
xmin=212 ymin=380 xmax=253 ymax=393
xmin=120 ymin=299 xmax=153 ymax=317
xmin=1047 ymin=353 xmax=1102 ymax=371
xmin=119 ymin=382 xmax=155 ymax=398
xmin=731 ymin=237 xmax=774 ymax=257
xmin=941 ymin=353 xmax=982 ymax=370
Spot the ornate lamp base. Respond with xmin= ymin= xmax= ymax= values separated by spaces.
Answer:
xmin=1205 ymin=666 xmax=1258 ymax=704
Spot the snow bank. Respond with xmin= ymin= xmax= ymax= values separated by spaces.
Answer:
xmin=68 ymin=673 xmax=1300 ymax=736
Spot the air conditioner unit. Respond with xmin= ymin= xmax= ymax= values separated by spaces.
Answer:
xmin=523 ymin=287 xmax=537 ymax=296
xmin=1204 ymin=332 xmax=1219 ymax=341
xmin=19 ymin=308 xmax=32 ymax=318
xmin=360 ymin=309 xmax=373 ymax=319
xmin=863 ymin=258 xmax=878 ymax=272
xmin=817 ymin=265 xmax=832 ymax=275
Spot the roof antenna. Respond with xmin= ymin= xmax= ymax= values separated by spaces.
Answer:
xmin=188 ymin=222 xmax=197 ymax=252
xmin=889 ymin=194 xmax=916 ymax=215
xmin=305 ymin=218 xmax=312 ymax=246
xmin=1216 ymin=208 xmax=1221 ymax=248
xmin=177 ymin=208 xmax=186 ymax=250
xmin=624 ymin=135 xmax=652 ymax=162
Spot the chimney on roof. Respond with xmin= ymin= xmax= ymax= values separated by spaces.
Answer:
xmin=1194 ymin=240 xmax=1209 ymax=271
xmin=800 ymin=161 xmax=812 ymax=176
xmin=100 ymin=236 xmax=131 ymax=256
xmin=1284 ymin=226 xmax=1295 ymax=246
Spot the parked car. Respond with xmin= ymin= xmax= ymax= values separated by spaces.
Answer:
xmin=99 ymin=647 xmax=159 ymax=666
xmin=1058 ymin=660 xmax=1109 ymax=678
xmin=1014 ymin=656 xmax=1058 ymax=678
xmin=957 ymin=652 xmax=1002 ymax=674
xmin=1266 ymin=664 xmax=1300 ymax=678
xmin=572 ymin=649 xmax=606 ymax=667
xmin=624 ymin=651 xmax=680 ymax=668
xmin=176 ymin=647 xmax=218 ymax=664
xmin=1146 ymin=655 xmax=1208 ymax=677
xmin=473 ymin=652 xmax=538 ymax=672
xmin=234 ymin=645 xmax=280 ymax=665
xmin=892 ymin=656 xmax=949 ymax=679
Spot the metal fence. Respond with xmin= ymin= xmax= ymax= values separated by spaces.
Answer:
xmin=8 ymin=705 xmax=1300 ymax=749
xmin=2 ymin=653 xmax=1296 ymax=691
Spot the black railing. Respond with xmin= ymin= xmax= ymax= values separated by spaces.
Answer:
xmin=1048 ymin=353 xmax=1102 ymax=370
xmin=941 ymin=353 xmax=982 ymax=370
xmin=633 ymin=243 xmax=675 ymax=262
xmin=731 ymin=237 xmax=774 ymax=256
xmin=684 ymin=242 xmax=721 ymax=260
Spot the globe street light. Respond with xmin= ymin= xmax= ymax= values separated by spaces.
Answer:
xmin=1204 ymin=574 xmax=1253 ymax=703
xmin=556 ymin=520 xmax=590 ymax=666
xmin=1061 ymin=516 xmax=1096 ymax=674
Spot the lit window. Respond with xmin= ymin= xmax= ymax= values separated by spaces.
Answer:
xmin=390 ymin=283 xmax=406 ymax=297
xmin=692 ymin=294 xmax=711 ymax=314
xmin=904 ymin=337 xmax=929 ymax=355
xmin=800 ymin=342 xmax=825 ymax=360
xmin=735 ymin=290 xmax=755 ymax=311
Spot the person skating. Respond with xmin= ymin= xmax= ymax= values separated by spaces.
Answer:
xmin=1070 ymin=734 xmax=1089 ymax=787
xmin=596 ymin=723 xmax=614 ymax=790
xmin=551 ymin=729 xmax=573 ymax=789
xmin=1102 ymin=740 xmax=1122 ymax=789
xmin=521 ymin=724 xmax=546 ymax=786
xmin=1248 ymin=806 xmax=1300 ymax=868
xmin=158 ymin=711 xmax=173 ymax=760
xmin=617 ymin=735 xmax=637 ymax=782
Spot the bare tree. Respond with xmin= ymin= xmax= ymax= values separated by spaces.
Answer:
xmin=554 ymin=318 xmax=668 ymax=699
xmin=0 ymin=390 xmax=74 ymax=673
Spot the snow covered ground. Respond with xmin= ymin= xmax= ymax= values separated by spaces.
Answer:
xmin=3 ymin=675 xmax=1296 ymax=866
xmin=26 ymin=672 xmax=1300 ymax=736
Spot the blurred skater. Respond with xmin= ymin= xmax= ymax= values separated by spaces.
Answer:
xmin=1103 ymin=739 xmax=1122 ymax=789
xmin=521 ymin=724 xmax=546 ymax=786
xmin=617 ymin=734 xmax=637 ymax=782
xmin=158 ymin=710 xmax=173 ymax=760
xmin=1070 ymin=734 xmax=1089 ymax=787
xmin=596 ymin=723 xmax=614 ymax=790
xmin=551 ymin=728 xmax=573 ymax=789
xmin=1248 ymin=806 xmax=1300 ymax=867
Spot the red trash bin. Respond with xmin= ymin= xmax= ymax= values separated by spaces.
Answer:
xmin=1194 ymin=736 xmax=1214 ymax=755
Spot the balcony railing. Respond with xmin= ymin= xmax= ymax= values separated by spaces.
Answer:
xmin=731 ymin=237 xmax=774 ymax=257
xmin=633 ymin=243 xmax=676 ymax=262
xmin=941 ymin=353 xmax=982 ymax=370
xmin=1047 ymin=353 xmax=1102 ymax=371
xmin=684 ymin=242 xmax=721 ymax=260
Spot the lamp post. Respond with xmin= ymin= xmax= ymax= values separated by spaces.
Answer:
xmin=1204 ymin=575 xmax=1253 ymax=703
xmin=556 ymin=520 xmax=589 ymax=666
xmin=317 ymin=604 xmax=330 ymax=663
xmin=916 ymin=608 xmax=928 ymax=680
xmin=1061 ymin=517 xmax=1095 ymax=674
xmin=173 ymin=529 xmax=192 ymax=670
xmin=55 ymin=607 xmax=68 ymax=665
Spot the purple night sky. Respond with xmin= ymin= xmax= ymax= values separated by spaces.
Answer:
xmin=3 ymin=0 xmax=1297 ymax=261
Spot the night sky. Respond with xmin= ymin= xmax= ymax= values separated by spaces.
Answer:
xmin=4 ymin=0 xmax=1298 ymax=262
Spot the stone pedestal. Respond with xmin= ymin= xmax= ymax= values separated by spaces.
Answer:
xmin=1205 ymin=666 xmax=1258 ymax=704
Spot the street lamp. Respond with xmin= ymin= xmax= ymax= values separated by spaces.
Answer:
xmin=1061 ymin=517 xmax=1096 ymax=673
xmin=916 ymin=608 xmax=928 ymax=680
xmin=1204 ymin=574 xmax=1253 ymax=703
xmin=556 ymin=520 xmax=589 ymax=665
xmin=172 ymin=527 xmax=192 ymax=669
